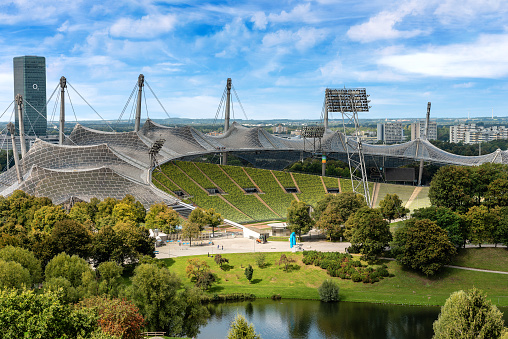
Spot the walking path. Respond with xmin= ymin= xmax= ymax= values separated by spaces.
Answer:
xmin=380 ymin=257 xmax=508 ymax=275
xmin=155 ymin=237 xmax=349 ymax=259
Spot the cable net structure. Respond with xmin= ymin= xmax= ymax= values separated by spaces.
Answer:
xmin=0 ymin=118 xmax=507 ymax=208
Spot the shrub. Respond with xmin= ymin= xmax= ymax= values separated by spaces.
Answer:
xmin=318 ymin=279 xmax=340 ymax=302
xmin=255 ymin=253 xmax=266 ymax=268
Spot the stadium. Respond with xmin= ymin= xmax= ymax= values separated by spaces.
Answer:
xmin=1 ymin=76 xmax=508 ymax=236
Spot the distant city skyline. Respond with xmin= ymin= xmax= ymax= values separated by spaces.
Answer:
xmin=0 ymin=1 xmax=507 ymax=122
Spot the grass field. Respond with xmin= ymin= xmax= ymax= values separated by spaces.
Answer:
xmin=374 ymin=184 xmax=415 ymax=208
xmin=161 ymin=250 xmax=508 ymax=307
xmin=451 ymin=248 xmax=508 ymax=272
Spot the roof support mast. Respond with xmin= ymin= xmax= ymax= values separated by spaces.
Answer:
xmin=417 ymin=102 xmax=431 ymax=186
xmin=59 ymin=76 xmax=67 ymax=145
xmin=134 ymin=74 xmax=144 ymax=132
xmin=15 ymin=94 xmax=27 ymax=157
xmin=7 ymin=123 xmax=22 ymax=183
xmin=222 ymin=78 xmax=232 ymax=166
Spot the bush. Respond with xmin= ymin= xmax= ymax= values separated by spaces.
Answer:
xmin=255 ymin=253 xmax=266 ymax=268
xmin=318 ymin=279 xmax=340 ymax=302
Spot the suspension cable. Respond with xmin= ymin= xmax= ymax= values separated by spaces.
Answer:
xmin=213 ymin=87 xmax=227 ymax=125
xmin=116 ymin=83 xmax=137 ymax=125
xmin=67 ymin=90 xmax=78 ymax=122
xmin=143 ymin=86 xmax=149 ymax=120
xmin=232 ymin=84 xmax=248 ymax=120
xmin=67 ymin=82 xmax=115 ymax=132
xmin=145 ymin=81 xmax=171 ymax=120
xmin=23 ymin=99 xmax=78 ymax=145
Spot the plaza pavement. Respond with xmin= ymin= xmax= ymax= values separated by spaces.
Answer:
xmin=155 ymin=237 xmax=350 ymax=259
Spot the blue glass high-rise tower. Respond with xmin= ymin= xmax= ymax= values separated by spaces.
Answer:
xmin=13 ymin=56 xmax=47 ymax=137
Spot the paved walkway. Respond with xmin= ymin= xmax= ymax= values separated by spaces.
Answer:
xmin=380 ymin=257 xmax=508 ymax=275
xmin=155 ymin=237 xmax=349 ymax=259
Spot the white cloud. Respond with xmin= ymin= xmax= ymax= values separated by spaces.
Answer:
xmin=262 ymin=28 xmax=328 ymax=51
xmin=268 ymin=3 xmax=319 ymax=24
xmin=251 ymin=11 xmax=267 ymax=30
xmin=110 ymin=14 xmax=177 ymax=39
xmin=379 ymin=34 xmax=508 ymax=78
xmin=435 ymin=0 xmax=508 ymax=24
xmin=347 ymin=2 xmax=425 ymax=42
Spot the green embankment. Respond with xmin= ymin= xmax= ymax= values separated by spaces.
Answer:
xmin=408 ymin=186 xmax=431 ymax=211
xmin=374 ymin=183 xmax=415 ymax=207
xmin=163 ymin=250 xmax=508 ymax=307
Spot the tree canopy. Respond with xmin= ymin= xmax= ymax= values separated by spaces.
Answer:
xmin=345 ymin=207 xmax=392 ymax=262
xmin=433 ymin=288 xmax=505 ymax=339
xmin=393 ymin=219 xmax=456 ymax=275
xmin=378 ymin=194 xmax=409 ymax=222
xmin=286 ymin=200 xmax=314 ymax=241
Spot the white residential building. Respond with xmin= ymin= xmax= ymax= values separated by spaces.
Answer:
xmin=450 ymin=124 xmax=508 ymax=144
xmin=411 ymin=120 xmax=437 ymax=140
xmin=377 ymin=123 xmax=404 ymax=144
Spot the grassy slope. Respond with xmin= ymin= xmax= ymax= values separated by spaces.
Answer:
xmin=162 ymin=251 xmax=508 ymax=307
xmin=374 ymin=184 xmax=415 ymax=208
xmin=451 ymin=248 xmax=508 ymax=272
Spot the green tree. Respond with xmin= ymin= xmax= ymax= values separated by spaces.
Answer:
xmin=378 ymin=193 xmax=409 ymax=222
xmin=112 ymin=203 xmax=139 ymax=225
xmin=325 ymin=192 xmax=367 ymax=223
xmin=393 ymin=219 xmax=457 ymax=275
xmin=312 ymin=194 xmax=337 ymax=221
xmin=97 ymin=261 xmax=124 ymax=297
xmin=315 ymin=203 xmax=345 ymax=241
xmin=465 ymin=205 xmax=495 ymax=247
xmin=244 ymin=264 xmax=254 ymax=283
xmin=286 ymin=200 xmax=314 ymax=241
xmin=0 ymin=288 xmax=98 ymax=338
xmin=127 ymin=263 xmax=189 ymax=336
xmin=227 ymin=314 xmax=261 ymax=339
xmin=255 ymin=253 xmax=266 ymax=268
xmin=181 ymin=220 xmax=201 ymax=246
xmin=433 ymin=288 xmax=505 ymax=339
xmin=0 ymin=259 xmax=31 ymax=289
xmin=484 ymin=178 xmax=508 ymax=208
xmin=45 ymin=252 xmax=92 ymax=288
xmin=31 ymin=205 xmax=67 ymax=232
xmin=491 ymin=206 xmax=508 ymax=247
xmin=91 ymin=225 xmax=124 ymax=267
xmin=68 ymin=201 xmax=95 ymax=227
xmin=205 ymin=208 xmax=223 ymax=237
xmin=188 ymin=208 xmax=209 ymax=231
xmin=318 ymin=279 xmax=340 ymax=302
xmin=0 ymin=245 xmax=42 ymax=284
xmin=345 ymin=207 xmax=392 ymax=262
xmin=50 ymin=219 xmax=92 ymax=259
xmin=177 ymin=287 xmax=209 ymax=338
xmin=429 ymin=165 xmax=476 ymax=213
xmin=412 ymin=206 xmax=468 ymax=248
xmin=113 ymin=221 xmax=155 ymax=264
xmin=145 ymin=202 xmax=180 ymax=234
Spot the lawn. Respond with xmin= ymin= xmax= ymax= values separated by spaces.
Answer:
xmin=450 ymin=247 xmax=508 ymax=272
xmin=162 ymin=251 xmax=508 ymax=307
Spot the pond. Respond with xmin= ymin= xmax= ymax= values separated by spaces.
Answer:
xmin=198 ymin=299 xmax=508 ymax=339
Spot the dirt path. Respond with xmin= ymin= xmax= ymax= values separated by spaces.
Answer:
xmin=405 ymin=186 xmax=423 ymax=209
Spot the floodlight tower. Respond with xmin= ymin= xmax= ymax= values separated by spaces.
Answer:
xmin=325 ymin=88 xmax=371 ymax=206
xmin=222 ymin=78 xmax=232 ymax=165
xmin=59 ymin=76 xmax=67 ymax=145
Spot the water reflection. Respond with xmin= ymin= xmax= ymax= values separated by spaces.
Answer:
xmin=200 ymin=300 xmax=507 ymax=339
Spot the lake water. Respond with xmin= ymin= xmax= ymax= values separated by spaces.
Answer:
xmin=198 ymin=299 xmax=508 ymax=339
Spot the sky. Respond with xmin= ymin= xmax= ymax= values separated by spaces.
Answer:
xmin=0 ymin=0 xmax=507 ymax=123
